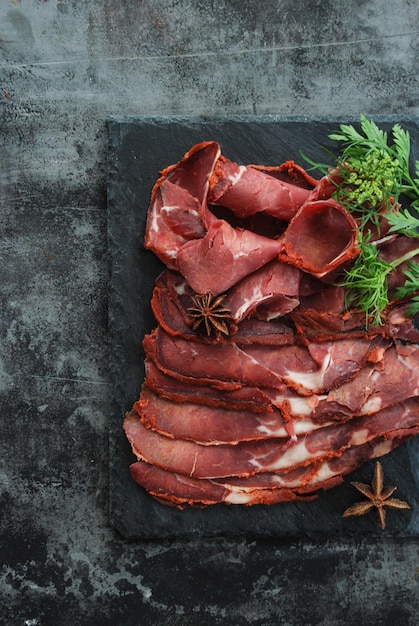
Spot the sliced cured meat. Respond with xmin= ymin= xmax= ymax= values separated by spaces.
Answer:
xmin=267 ymin=342 xmax=419 ymax=424
xmin=123 ymin=398 xmax=419 ymax=479
xmin=176 ymin=218 xmax=284 ymax=295
xmin=125 ymin=411 xmax=288 ymax=479
xmin=126 ymin=139 xmax=419 ymax=510
xmin=151 ymin=271 xmax=194 ymax=337
xmin=290 ymin=305 xmax=369 ymax=343
xmin=154 ymin=142 xmax=219 ymax=208
xmin=299 ymin=285 xmax=346 ymax=315
xmin=146 ymin=327 xmax=382 ymax=396
xmin=144 ymin=359 xmax=274 ymax=412
xmin=326 ymin=342 xmax=419 ymax=415
xmin=242 ymin=336 xmax=382 ymax=395
xmin=135 ymin=387 xmax=328 ymax=444
xmin=151 ymin=268 xmax=296 ymax=343
xmin=290 ymin=285 xmax=376 ymax=342
xmin=128 ymin=434 xmax=413 ymax=507
xmin=279 ymin=199 xmax=359 ymax=277
xmin=129 ymin=460 xmax=313 ymax=506
xmin=291 ymin=310 xmax=372 ymax=343
xmin=233 ymin=318 xmax=295 ymax=346
xmin=384 ymin=304 xmax=419 ymax=344
xmin=144 ymin=141 xmax=221 ymax=268
xmin=208 ymin=157 xmax=314 ymax=221
xmin=144 ymin=327 xmax=284 ymax=390
xmin=206 ymin=433 xmax=409 ymax=492
xmin=223 ymin=260 xmax=301 ymax=322
xmin=251 ymin=160 xmax=318 ymax=190
xmin=291 ymin=300 xmax=419 ymax=344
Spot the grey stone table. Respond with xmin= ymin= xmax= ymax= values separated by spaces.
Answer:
xmin=1 ymin=2 xmax=419 ymax=624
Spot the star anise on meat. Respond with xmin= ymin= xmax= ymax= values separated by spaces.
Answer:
xmin=187 ymin=292 xmax=233 ymax=338
xmin=342 ymin=461 xmax=410 ymax=530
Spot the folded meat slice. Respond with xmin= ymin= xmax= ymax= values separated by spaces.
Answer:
xmin=128 ymin=434 xmax=414 ymax=507
xmin=325 ymin=341 xmax=419 ymax=415
xmin=292 ymin=300 xmax=419 ymax=344
xmin=135 ymin=386 xmax=328 ymax=444
xmin=223 ymin=260 xmax=301 ymax=322
xmin=129 ymin=459 xmax=313 ymax=506
xmin=233 ymin=318 xmax=295 ymax=346
xmin=251 ymin=160 xmax=318 ymax=190
xmin=242 ymin=335 xmax=385 ymax=395
xmin=144 ymin=141 xmax=221 ymax=268
xmin=151 ymin=271 xmax=194 ymax=338
xmin=144 ymin=359 xmax=275 ymax=412
xmin=279 ymin=199 xmax=359 ymax=277
xmin=123 ymin=398 xmax=419 ymax=479
xmin=145 ymin=327 xmax=383 ymax=396
xmin=176 ymin=218 xmax=284 ymax=295
xmin=150 ymin=268 xmax=296 ymax=342
xmin=267 ymin=341 xmax=419 ymax=424
xmin=208 ymin=157 xmax=314 ymax=221
xmin=144 ymin=327 xmax=284 ymax=390
xmin=384 ymin=304 xmax=419 ymax=344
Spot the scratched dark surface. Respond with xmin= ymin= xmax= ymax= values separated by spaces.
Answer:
xmin=2 ymin=1 xmax=419 ymax=624
xmin=108 ymin=116 xmax=419 ymax=540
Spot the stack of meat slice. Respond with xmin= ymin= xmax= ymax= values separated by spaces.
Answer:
xmin=123 ymin=141 xmax=419 ymax=508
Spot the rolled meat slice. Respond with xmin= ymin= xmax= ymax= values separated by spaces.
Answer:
xmin=279 ymin=199 xmax=359 ymax=277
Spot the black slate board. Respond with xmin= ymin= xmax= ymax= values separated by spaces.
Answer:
xmin=107 ymin=115 xmax=419 ymax=539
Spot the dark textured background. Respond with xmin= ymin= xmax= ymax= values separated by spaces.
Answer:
xmin=1 ymin=2 xmax=419 ymax=624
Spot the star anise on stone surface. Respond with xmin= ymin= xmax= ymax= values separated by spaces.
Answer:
xmin=342 ymin=461 xmax=411 ymax=530
xmin=187 ymin=292 xmax=233 ymax=338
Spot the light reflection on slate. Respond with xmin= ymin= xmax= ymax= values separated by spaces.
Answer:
xmin=107 ymin=116 xmax=419 ymax=539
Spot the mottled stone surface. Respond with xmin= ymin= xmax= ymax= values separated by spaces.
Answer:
xmin=1 ymin=1 xmax=419 ymax=624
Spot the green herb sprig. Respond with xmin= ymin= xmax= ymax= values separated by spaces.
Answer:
xmin=339 ymin=237 xmax=393 ymax=327
xmin=329 ymin=115 xmax=419 ymax=215
xmin=393 ymin=261 xmax=419 ymax=316
xmin=305 ymin=115 xmax=419 ymax=326
xmin=339 ymin=235 xmax=419 ymax=326
xmin=386 ymin=207 xmax=419 ymax=238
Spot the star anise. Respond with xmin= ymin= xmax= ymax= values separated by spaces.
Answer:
xmin=187 ymin=292 xmax=233 ymax=338
xmin=342 ymin=461 xmax=410 ymax=530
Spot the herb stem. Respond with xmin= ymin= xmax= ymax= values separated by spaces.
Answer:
xmin=391 ymin=247 xmax=419 ymax=269
xmin=371 ymin=234 xmax=397 ymax=247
